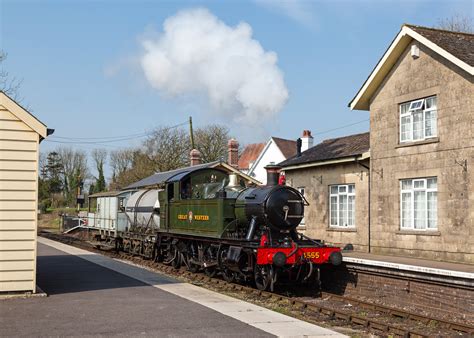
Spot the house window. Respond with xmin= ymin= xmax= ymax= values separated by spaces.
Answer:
xmin=329 ymin=184 xmax=355 ymax=227
xmin=297 ymin=187 xmax=305 ymax=226
xmin=400 ymin=178 xmax=437 ymax=230
xmin=400 ymin=96 xmax=437 ymax=142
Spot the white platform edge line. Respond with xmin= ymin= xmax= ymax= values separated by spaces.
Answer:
xmin=343 ymin=257 xmax=474 ymax=280
xmin=38 ymin=237 xmax=346 ymax=338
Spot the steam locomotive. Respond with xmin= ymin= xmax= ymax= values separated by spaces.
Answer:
xmin=138 ymin=164 xmax=343 ymax=291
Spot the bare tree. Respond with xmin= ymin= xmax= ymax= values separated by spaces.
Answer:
xmin=0 ymin=51 xmax=22 ymax=100
xmin=194 ymin=124 xmax=230 ymax=163
xmin=436 ymin=14 xmax=473 ymax=33
xmin=110 ymin=148 xmax=135 ymax=178
xmin=143 ymin=126 xmax=190 ymax=172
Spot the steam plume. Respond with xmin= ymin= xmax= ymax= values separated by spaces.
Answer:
xmin=140 ymin=8 xmax=289 ymax=126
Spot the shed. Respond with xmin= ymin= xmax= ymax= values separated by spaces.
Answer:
xmin=0 ymin=91 xmax=51 ymax=293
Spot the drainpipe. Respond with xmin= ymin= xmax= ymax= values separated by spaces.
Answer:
xmin=356 ymin=157 xmax=371 ymax=253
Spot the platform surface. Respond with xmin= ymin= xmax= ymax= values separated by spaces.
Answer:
xmin=0 ymin=237 xmax=345 ymax=337
xmin=343 ymin=251 xmax=474 ymax=279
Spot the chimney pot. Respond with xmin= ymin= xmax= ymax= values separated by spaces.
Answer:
xmin=264 ymin=164 xmax=282 ymax=186
xmin=301 ymin=129 xmax=313 ymax=152
xmin=228 ymin=138 xmax=239 ymax=168
xmin=190 ymin=149 xmax=202 ymax=166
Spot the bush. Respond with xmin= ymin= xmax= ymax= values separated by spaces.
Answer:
xmin=39 ymin=199 xmax=52 ymax=213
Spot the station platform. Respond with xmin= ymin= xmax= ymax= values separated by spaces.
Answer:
xmin=0 ymin=237 xmax=347 ymax=338
xmin=343 ymin=251 xmax=474 ymax=280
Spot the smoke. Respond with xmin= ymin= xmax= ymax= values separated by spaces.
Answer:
xmin=140 ymin=8 xmax=289 ymax=126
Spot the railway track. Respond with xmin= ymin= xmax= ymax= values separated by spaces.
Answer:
xmin=41 ymin=232 xmax=473 ymax=337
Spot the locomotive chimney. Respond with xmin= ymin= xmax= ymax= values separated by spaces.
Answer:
xmin=264 ymin=163 xmax=281 ymax=186
xmin=227 ymin=138 xmax=239 ymax=168
xmin=190 ymin=148 xmax=202 ymax=166
xmin=301 ymin=130 xmax=313 ymax=152
xmin=296 ymin=138 xmax=302 ymax=157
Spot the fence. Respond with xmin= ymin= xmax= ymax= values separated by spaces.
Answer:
xmin=61 ymin=215 xmax=87 ymax=232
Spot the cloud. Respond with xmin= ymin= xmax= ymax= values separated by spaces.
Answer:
xmin=140 ymin=8 xmax=289 ymax=127
xmin=255 ymin=0 xmax=316 ymax=28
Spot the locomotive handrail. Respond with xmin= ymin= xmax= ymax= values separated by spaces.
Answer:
xmin=299 ymin=233 xmax=324 ymax=247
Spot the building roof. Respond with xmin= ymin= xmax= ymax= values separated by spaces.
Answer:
xmin=125 ymin=161 xmax=261 ymax=190
xmin=125 ymin=162 xmax=219 ymax=189
xmin=349 ymin=24 xmax=474 ymax=111
xmin=88 ymin=190 xmax=134 ymax=198
xmin=272 ymin=137 xmax=297 ymax=159
xmin=238 ymin=143 xmax=265 ymax=170
xmin=408 ymin=25 xmax=474 ymax=66
xmin=279 ymin=132 xmax=370 ymax=168
xmin=0 ymin=91 xmax=49 ymax=138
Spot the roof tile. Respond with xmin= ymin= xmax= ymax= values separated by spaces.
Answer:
xmin=238 ymin=143 xmax=265 ymax=170
xmin=407 ymin=24 xmax=474 ymax=66
xmin=272 ymin=137 xmax=297 ymax=159
xmin=280 ymin=132 xmax=370 ymax=167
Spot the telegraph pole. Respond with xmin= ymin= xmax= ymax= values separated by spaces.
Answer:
xmin=189 ymin=116 xmax=195 ymax=149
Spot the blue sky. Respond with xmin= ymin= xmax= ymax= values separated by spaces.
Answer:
xmin=1 ymin=0 xmax=472 ymax=158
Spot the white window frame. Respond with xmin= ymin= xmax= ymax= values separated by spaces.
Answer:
xmin=400 ymin=96 xmax=437 ymax=143
xmin=400 ymin=177 xmax=437 ymax=231
xmin=297 ymin=187 xmax=305 ymax=226
xmin=329 ymin=184 xmax=355 ymax=228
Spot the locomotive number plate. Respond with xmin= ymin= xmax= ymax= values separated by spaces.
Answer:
xmin=303 ymin=251 xmax=320 ymax=259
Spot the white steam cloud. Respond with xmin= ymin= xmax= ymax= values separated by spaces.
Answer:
xmin=140 ymin=8 xmax=289 ymax=126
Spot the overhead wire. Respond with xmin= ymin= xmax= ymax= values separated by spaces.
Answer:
xmin=44 ymin=121 xmax=189 ymax=146
xmin=312 ymin=119 xmax=369 ymax=136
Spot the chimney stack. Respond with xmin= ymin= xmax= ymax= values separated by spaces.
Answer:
xmin=301 ymin=130 xmax=313 ymax=152
xmin=296 ymin=138 xmax=302 ymax=157
xmin=190 ymin=149 xmax=201 ymax=166
xmin=264 ymin=163 xmax=281 ymax=186
xmin=228 ymin=138 xmax=239 ymax=168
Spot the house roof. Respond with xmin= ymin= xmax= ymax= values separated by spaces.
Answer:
xmin=408 ymin=25 xmax=474 ymax=66
xmin=349 ymin=24 xmax=474 ymax=111
xmin=272 ymin=137 xmax=297 ymax=158
xmin=238 ymin=143 xmax=265 ymax=170
xmin=125 ymin=161 xmax=260 ymax=190
xmin=279 ymin=132 xmax=370 ymax=168
xmin=0 ymin=91 xmax=49 ymax=138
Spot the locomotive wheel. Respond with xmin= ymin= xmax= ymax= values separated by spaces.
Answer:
xmin=254 ymin=264 xmax=273 ymax=291
xmin=163 ymin=244 xmax=181 ymax=269
xmin=203 ymin=246 xmax=217 ymax=277
xmin=186 ymin=253 xmax=200 ymax=273
xmin=204 ymin=267 xmax=216 ymax=278
xmin=222 ymin=268 xmax=235 ymax=283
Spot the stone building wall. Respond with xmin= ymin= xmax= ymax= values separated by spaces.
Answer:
xmin=368 ymin=41 xmax=474 ymax=263
xmin=285 ymin=160 xmax=370 ymax=252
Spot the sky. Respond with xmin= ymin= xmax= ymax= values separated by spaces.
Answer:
xmin=1 ymin=0 xmax=472 ymax=173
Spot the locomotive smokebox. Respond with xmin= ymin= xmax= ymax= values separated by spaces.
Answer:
xmin=265 ymin=164 xmax=282 ymax=186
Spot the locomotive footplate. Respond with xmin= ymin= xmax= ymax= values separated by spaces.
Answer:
xmin=256 ymin=246 xmax=342 ymax=266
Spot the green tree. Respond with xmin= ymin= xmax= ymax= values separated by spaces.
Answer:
xmin=45 ymin=152 xmax=63 ymax=193
xmin=92 ymin=149 xmax=107 ymax=193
